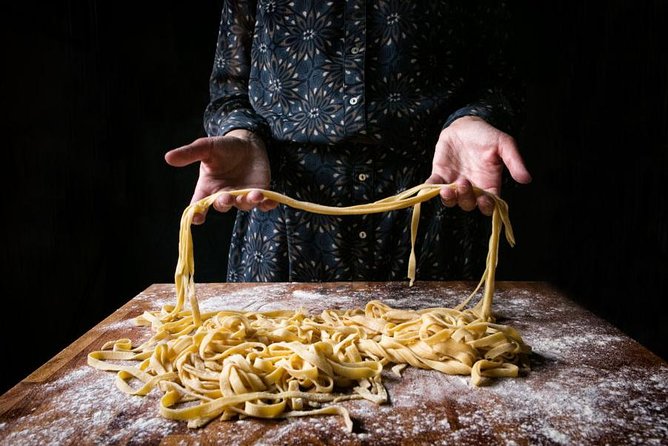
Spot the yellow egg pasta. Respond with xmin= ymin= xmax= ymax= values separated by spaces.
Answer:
xmin=88 ymin=183 xmax=530 ymax=431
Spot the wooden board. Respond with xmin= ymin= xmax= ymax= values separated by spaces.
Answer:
xmin=0 ymin=282 xmax=666 ymax=445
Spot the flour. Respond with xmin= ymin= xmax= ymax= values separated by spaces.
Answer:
xmin=197 ymin=284 xmax=293 ymax=313
xmin=0 ymin=366 xmax=177 ymax=445
xmin=292 ymin=290 xmax=328 ymax=300
xmin=103 ymin=318 xmax=134 ymax=331
xmin=2 ymin=283 xmax=666 ymax=445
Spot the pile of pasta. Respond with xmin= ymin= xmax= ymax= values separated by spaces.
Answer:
xmin=88 ymin=183 xmax=530 ymax=430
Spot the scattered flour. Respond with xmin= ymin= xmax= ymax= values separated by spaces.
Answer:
xmin=2 ymin=283 xmax=666 ymax=445
xmin=0 ymin=366 xmax=178 ymax=446
xmin=292 ymin=290 xmax=328 ymax=300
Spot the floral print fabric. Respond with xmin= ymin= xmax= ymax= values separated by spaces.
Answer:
xmin=203 ymin=0 xmax=521 ymax=282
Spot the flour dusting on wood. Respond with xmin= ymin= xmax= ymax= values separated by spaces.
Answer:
xmin=1 ymin=282 xmax=666 ymax=445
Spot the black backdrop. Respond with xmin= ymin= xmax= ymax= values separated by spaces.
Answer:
xmin=2 ymin=1 xmax=666 ymax=395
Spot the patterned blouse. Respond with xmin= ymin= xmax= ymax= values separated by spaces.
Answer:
xmin=203 ymin=0 xmax=522 ymax=282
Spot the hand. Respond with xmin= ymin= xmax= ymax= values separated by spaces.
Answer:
xmin=426 ymin=116 xmax=532 ymax=215
xmin=164 ymin=129 xmax=277 ymax=224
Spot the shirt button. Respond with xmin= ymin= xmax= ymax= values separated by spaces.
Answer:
xmin=357 ymin=173 xmax=368 ymax=182
xmin=349 ymin=96 xmax=359 ymax=105
xmin=358 ymin=231 xmax=367 ymax=239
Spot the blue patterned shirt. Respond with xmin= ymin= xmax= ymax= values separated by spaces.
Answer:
xmin=203 ymin=0 xmax=522 ymax=282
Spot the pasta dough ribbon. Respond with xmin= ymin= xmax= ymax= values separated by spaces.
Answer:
xmin=88 ymin=182 xmax=531 ymax=432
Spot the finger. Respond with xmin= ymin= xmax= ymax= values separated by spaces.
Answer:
xmin=235 ymin=190 xmax=264 ymax=212
xmin=164 ymin=138 xmax=213 ymax=167
xmin=477 ymin=195 xmax=495 ymax=216
xmin=246 ymin=189 xmax=265 ymax=203
xmin=478 ymin=183 xmax=500 ymax=216
xmin=258 ymin=199 xmax=278 ymax=212
xmin=440 ymin=186 xmax=457 ymax=207
xmin=425 ymin=172 xmax=446 ymax=185
xmin=190 ymin=187 xmax=211 ymax=225
xmin=426 ymin=173 xmax=455 ymax=207
xmin=235 ymin=194 xmax=257 ymax=212
xmin=498 ymin=135 xmax=532 ymax=184
xmin=455 ymin=179 xmax=477 ymax=212
xmin=213 ymin=192 xmax=235 ymax=213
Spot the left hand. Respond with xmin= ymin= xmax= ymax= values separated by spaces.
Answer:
xmin=427 ymin=116 xmax=532 ymax=215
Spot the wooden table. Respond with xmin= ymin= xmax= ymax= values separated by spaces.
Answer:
xmin=0 ymin=282 xmax=666 ymax=445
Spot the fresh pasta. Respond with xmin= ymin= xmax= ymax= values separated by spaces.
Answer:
xmin=88 ymin=183 xmax=530 ymax=430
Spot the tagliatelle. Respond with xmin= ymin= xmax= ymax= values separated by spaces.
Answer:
xmin=88 ymin=183 xmax=530 ymax=431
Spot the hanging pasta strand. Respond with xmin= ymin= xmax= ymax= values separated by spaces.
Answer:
xmin=88 ymin=183 xmax=530 ymax=431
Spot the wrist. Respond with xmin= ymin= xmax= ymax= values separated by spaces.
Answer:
xmin=225 ymin=128 xmax=266 ymax=149
xmin=225 ymin=128 xmax=255 ymax=139
xmin=449 ymin=115 xmax=485 ymax=128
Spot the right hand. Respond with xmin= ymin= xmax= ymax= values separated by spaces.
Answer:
xmin=165 ymin=129 xmax=277 ymax=225
xmin=427 ymin=116 xmax=532 ymax=216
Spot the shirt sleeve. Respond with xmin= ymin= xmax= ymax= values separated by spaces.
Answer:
xmin=203 ymin=1 xmax=270 ymax=141
xmin=443 ymin=3 xmax=525 ymax=135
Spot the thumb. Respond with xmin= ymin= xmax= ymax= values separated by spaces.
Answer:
xmin=425 ymin=172 xmax=447 ymax=184
xmin=498 ymin=135 xmax=532 ymax=184
xmin=165 ymin=138 xmax=213 ymax=167
xmin=189 ymin=182 xmax=216 ymax=225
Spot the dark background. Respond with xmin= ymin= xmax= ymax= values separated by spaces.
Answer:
xmin=2 ymin=1 xmax=666 ymax=395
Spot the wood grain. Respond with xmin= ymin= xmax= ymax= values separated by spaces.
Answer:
xmin=0 ymin=282 xmax=666 ymax=445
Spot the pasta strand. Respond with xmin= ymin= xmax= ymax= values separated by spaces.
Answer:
xmin=88 ymin=183 xmax=530 ymax=431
